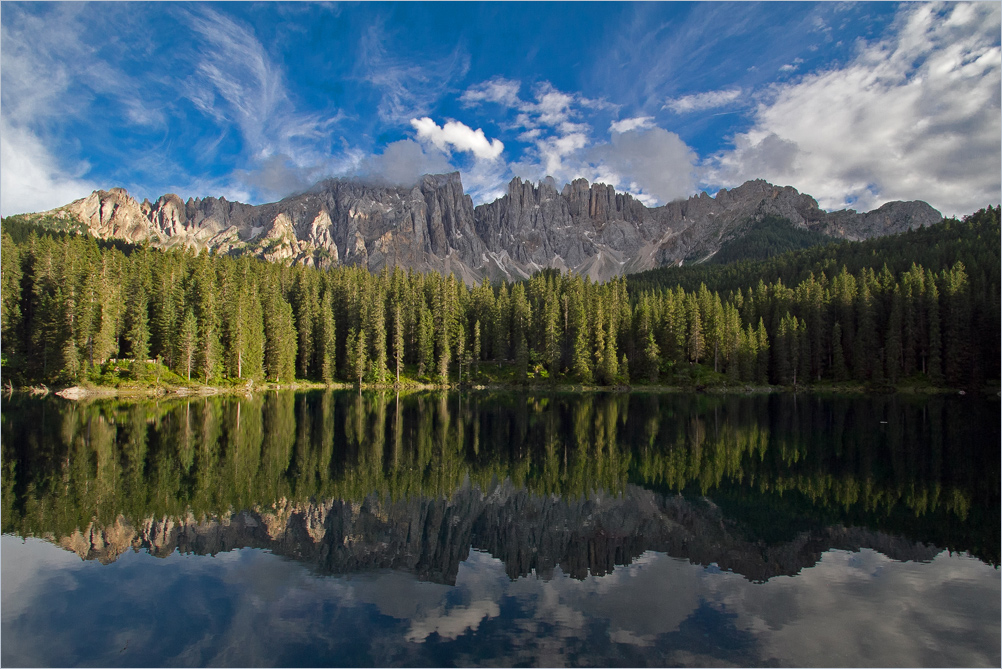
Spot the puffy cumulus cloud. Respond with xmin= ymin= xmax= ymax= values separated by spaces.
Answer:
xmin=664 ymin=88 xmax=742 ymax=114
xmin=357 ymin=139 xmax=452 ymax=187
xmin=509 ymin=124 xmax=697 ymax=207
xmin=531 ymin=87 xmax=577 ymax=127
xmin=778 ymin=57 xmax=804 ymax=73
xmin=706 ymin=2 xmax=1001 ymax=216
xmin=705 ymin=549 xmax=1000 ymax=668
xmin=610 ymin=116 xmax=655 ymax=134
xmin=0 ymin=118 xmax=97 ymax=216
xmin=582 ymin=126 xmax=698 ymax=204
xmin=405 ymin=600 xmax=501 ymax=642
xmin=410 ymin=117 xmax=504 ymax=161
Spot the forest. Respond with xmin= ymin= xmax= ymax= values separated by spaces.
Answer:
xmin=0 ymin=206 xmax=998 ymax=390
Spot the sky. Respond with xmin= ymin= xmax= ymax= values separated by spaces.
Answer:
xmin=1 ymin=1 xmax=999 ymax=218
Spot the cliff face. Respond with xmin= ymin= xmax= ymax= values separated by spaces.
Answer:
xmin=51 ymin=481 xmax=941 ymax=585
xmin=41 ymin=175 xmax=942 ymax=283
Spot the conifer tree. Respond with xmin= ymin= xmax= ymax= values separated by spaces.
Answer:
xmin=393 ymin=302 xmax=404 ymax=385
xmin=346 ymin=327 xmax=367 ymax=386
xmin=262 ymin=283 xmax=297 ymax=383
xmin=472 ymin=319 xmax=481 ymax=378
xmin=179 ymin=308 xmax=198 ymax=380
xmin=316 ymin=289 xmax=337 ymax=384
xmin=0 ymin=233 xmax=22 ymax=375
xmin=832 ymin=322 xmax=848 ymax=381
xmin=417 ymin=303 xmax=434 ymax=378
xmin=885 ymin=285 xmax=904 ymax=383
xmin=926 ymin=274 xmax=943 ymax=383
xmin=124 ymin=277 xmax=151 ymax=364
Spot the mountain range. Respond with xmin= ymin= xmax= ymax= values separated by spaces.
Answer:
xmin=37 ymin=174 xmax=943 ymax=282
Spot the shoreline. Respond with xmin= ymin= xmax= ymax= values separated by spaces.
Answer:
xmin=6 ymin=379 xmax=994 ymax=402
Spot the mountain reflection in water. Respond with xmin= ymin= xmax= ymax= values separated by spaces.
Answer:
xmin=1 ymin=390 xmax=998 ymax=667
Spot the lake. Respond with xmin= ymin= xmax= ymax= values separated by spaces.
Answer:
xmin=1 ymin=390 xmax=998 ymax=667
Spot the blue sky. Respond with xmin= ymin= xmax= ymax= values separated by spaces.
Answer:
xmin=1 ymin=1 xmax=999 ymax=218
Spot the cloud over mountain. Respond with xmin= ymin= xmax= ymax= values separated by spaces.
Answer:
xmin=705 ymin=2 xmax=1001 ymax=216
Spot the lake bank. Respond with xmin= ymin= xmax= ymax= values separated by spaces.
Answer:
xmin=9 ymin=378 xmax=993 ymax=402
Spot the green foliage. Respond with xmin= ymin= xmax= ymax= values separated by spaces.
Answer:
xmin=702 ymin=215 xmax=837 ymax=265
xmin=1 ymin=207 xmax=997 ymax=390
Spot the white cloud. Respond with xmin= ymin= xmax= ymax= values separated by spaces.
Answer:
xmin=582 ymin=127 xmax=698 ymax=204
xmin=461 ymin=77 xmax=522 ymax=107
xmin=476 ymin=77 xmax=701 ymax=205
xmin=509 ymin=122 xmax=698 ymax=207
xmin=663 ymin=88 xmax=743 ymax=114
xmin=610 ymin=116 xmax=655 ymax=134
xmin=530 ymin=86 xmax=576 ymax=127
xmin=410 ymin=118 xmax=504 ymax=161
xmin=706 ymin=2 xmax=1001 ymax=216
xmin=405 ymin=600 xmax=501 ymax=642
xmin=358 ymin=139 xmax=452 ymax=187
xmin=0 ymin=111 xmax=98 ymax=216
xmin=779 ymin=57 xmax=805 ymax=73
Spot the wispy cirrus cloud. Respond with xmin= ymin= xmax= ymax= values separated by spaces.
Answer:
xmin=357 ymin=22 xmax=469 ymax=124
xmin=663 ymin=88 xmax=743 ymax=114
xmin=183 ymin=7 xmax=344 ymax=200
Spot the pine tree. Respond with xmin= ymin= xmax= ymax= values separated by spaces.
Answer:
xmin=393 ymin=302 xmax=404 ymax=385
xmin=644 ymin=332 xmax=661 ymax=383
xmin=926 ymin=274 xmax=943 ymax=383
xmin=124 ymin=281 xmax=150 ymax=364
xmin=942 ymin=262 xmax=970 ymax=386
xmin=291 ymin=272 xmax=317 ymax=380
xmin=417 ymin=303 xmax=434 ymax=378
xmin=572 ymin=327 xmax=592 ymax=383
xmin=0 ymin=233 xmax=22 ymax=376
xmin=347 ymin=327 xmax=367 ymax=386
xmin=885 ymin=285 xmax=904 ymax=383
xmin=179 ymin=308 xmax=198 ymax=381
xmin=262 ymin=283 xmax=297 ymax=383
xmin=832 ymin=322 xmax=848 ymax=381
xmin=472 ymin=319 xmax=481 ymax=378
xmin=191 ymin=253 xmax=220 ymax=383
xmin=755 ymin=318 xmax=770 ymax=384
xmin=366 ymin=296 xmax=388 ymax=383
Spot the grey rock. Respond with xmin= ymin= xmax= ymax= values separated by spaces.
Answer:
xmin=38 ymin=174 xmax=943 ymax=283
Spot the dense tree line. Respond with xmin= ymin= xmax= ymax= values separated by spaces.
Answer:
xmin=630 ymin=207 xmax=1001 ymax=296
xmin=700 ymin=215 xmax=838 ymax=265
xmin=1 ymin=207 xmax=998 ymax=388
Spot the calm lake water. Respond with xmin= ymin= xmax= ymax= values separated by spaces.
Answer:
xmin=2 ymin=390 xmax=998 ymax=667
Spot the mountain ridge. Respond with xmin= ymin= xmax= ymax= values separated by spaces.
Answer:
xmin=33 ymin=174 xmax=943 ymax=283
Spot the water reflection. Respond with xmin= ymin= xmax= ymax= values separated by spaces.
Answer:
xmin=3 ymin=391 xmax=997 ymax=577
xmin=2 ymin=390 xmax=999 ymax=667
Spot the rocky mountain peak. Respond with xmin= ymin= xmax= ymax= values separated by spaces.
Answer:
xmin=37 ymin=173 xmax=943 ymax=283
